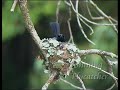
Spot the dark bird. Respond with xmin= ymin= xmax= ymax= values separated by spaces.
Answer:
xmin=50 ymin=22 xmax=65 ymax=42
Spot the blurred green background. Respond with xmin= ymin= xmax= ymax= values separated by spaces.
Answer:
xmin=2 ymin=0 xmax=118 ymax=90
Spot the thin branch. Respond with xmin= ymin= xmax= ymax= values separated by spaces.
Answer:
xmin=67 ymin=20 xmax=74 ymax=44
xmin=67 ymin=6 xmax=74 ymax=44
xmin=65 ymin=0 xmax=94 ymax=38
xmin=79 ymin=49 xmax=118 ymax=59
xmin=10 ymin=0 xmax=18 ymax=12
xmin=65 ymin=0 xmax=117 ymax=45
xmin=42 ymin=72 xmax=58 ymax=90
xmin=17 ymin=0 xmax=48 ymax=61
xmin=108 ymin=19 xmax=118 ymax=34
xmin=75 ymin=0 xmax=95 ymax=45
xmin=74 ymin=73 xmax=86 ymax=90
xmin=106 ymin=83 xmax=115 ymax=90
xmin=69 ymin=0 xmax=117 ymax=26
xmin=64 ymin=0 xmax=71 ymax=6
xmin=101 ymin=56 xmax=118 ymax=87
xmin=89 ymin=0 xmax=118 ymax=23
xmin=80 ymin=60 xmax=118 ymax=80
xmin=56 ymin=0 xmax=61 ymax=23
xmin=79 ymin=17 xmax=94 ymax=35
xmin=101 ymin=56 xmax=113 ymax=74
xmin=89 ymin=0 xmax=118 ymax=33
xmin=86 ymin=1 xmax=105 ymax=20
xmin=60 ymin=78 xmax=83 ymax=90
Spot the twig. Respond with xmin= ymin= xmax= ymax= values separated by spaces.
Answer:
xmin=42 ymin=72 xmax=58 ymax=90
xmin=68 ymin=20 xmax=74 ymax=43
xmin=79 ymin=49 xmax=118 ymax=59
xmin=69 ymin=0 xmax=117 ymax=26
xmin=86 ymin=1 xmax=105 ymax=20
xmin=89 ymin=0 xmax=118 ymax=23
xmin=79 ymin=17 xmax=94 ymax=35
xmin=64 ymin=0 xmax=71 ymax=6
xmin=74 ymin=73 xmax=86 ymax=90
xmin=106 ymin=83 xmax=115 ymax=90
xmin=89 ymin=0 xmax=118 ymax=33
xmin=67 ymin=6 xmax=74 ymax=44
xmin=60 ymin=78 xmax=83 ymax=90
xmin=56 ymin=0 xmax=61 ymax=23
xmin=101 ymin=56 xmax=118 ymax=87
xmin=80 ymin=60 xmax=118 ymax=80
xmin=65 ymin=0 xmax=117 ymax=45
xmin=108 ymin=19 xmax=118 ymax=34
xmin=101 ymin=56 xmax=113 ymax=74
xmin=17 ymin=0 xmax=48 ymax=61
xmin=10 ymin=0 xmax=18 ymax=12
xmin=75 ymin=0 xmax=95 ymax=45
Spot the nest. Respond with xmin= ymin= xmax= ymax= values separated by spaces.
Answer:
xmin=41 ymin=38 xmax=81 ymax=78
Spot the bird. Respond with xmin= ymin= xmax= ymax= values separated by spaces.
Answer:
xmin=50 ymin=22 xmax=65 ymax=42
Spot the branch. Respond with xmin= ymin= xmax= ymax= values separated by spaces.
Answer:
xmin=89 ymin=0 xmax=118 ymax=23
xmin=80 ymin=60 xmax=118 ymax=80
xmin=101 ymin=56 xmax=113 ymax=74
xmin=69 ymin=0 xmax=117 ymax=26
xmin=75 ymin=0 xmax=95 ymax=45
xmin=79 ymin=49 xmax=118 ymax=59
xmin=106 ymin=83 xmax=115 ymax=90
xmin=79 ymin=16 xmax=94 ymax=35
xmin=10 ymin=0 xmax=18 ymax=12
xmin=74 ymin=73 xmax=86 ymax=90
xmin=60 ymin=78 xmax=83 ymax=90
xmin=86 ymin=1 xmax=105 ymax=20
xmin=42 ymin=71 xmax=58 ymax=90
xmin=89 ymin=0 xmax=118 ymax=33
xmin=101 ymin=56 xmax=118 ymax=87
xmin=67 ymin=5 xmax=74 ymax=44
xmin=15 ymin=0 xmax=48 ymax=61
xmin=56 ymin=0 xmax=61 ymax=23
xmin=64 ymin=0 xmax=117 ymax=45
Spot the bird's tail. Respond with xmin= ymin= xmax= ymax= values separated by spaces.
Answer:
xmin=50 ymin=22 xmax=60 ymax=37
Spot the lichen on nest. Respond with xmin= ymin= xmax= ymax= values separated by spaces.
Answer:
xmin=41 ymin=38 xmax=81 ymax=78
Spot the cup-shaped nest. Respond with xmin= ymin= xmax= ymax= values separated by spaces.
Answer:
xmin=41 ymin=38 xmax=81 ymax=78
